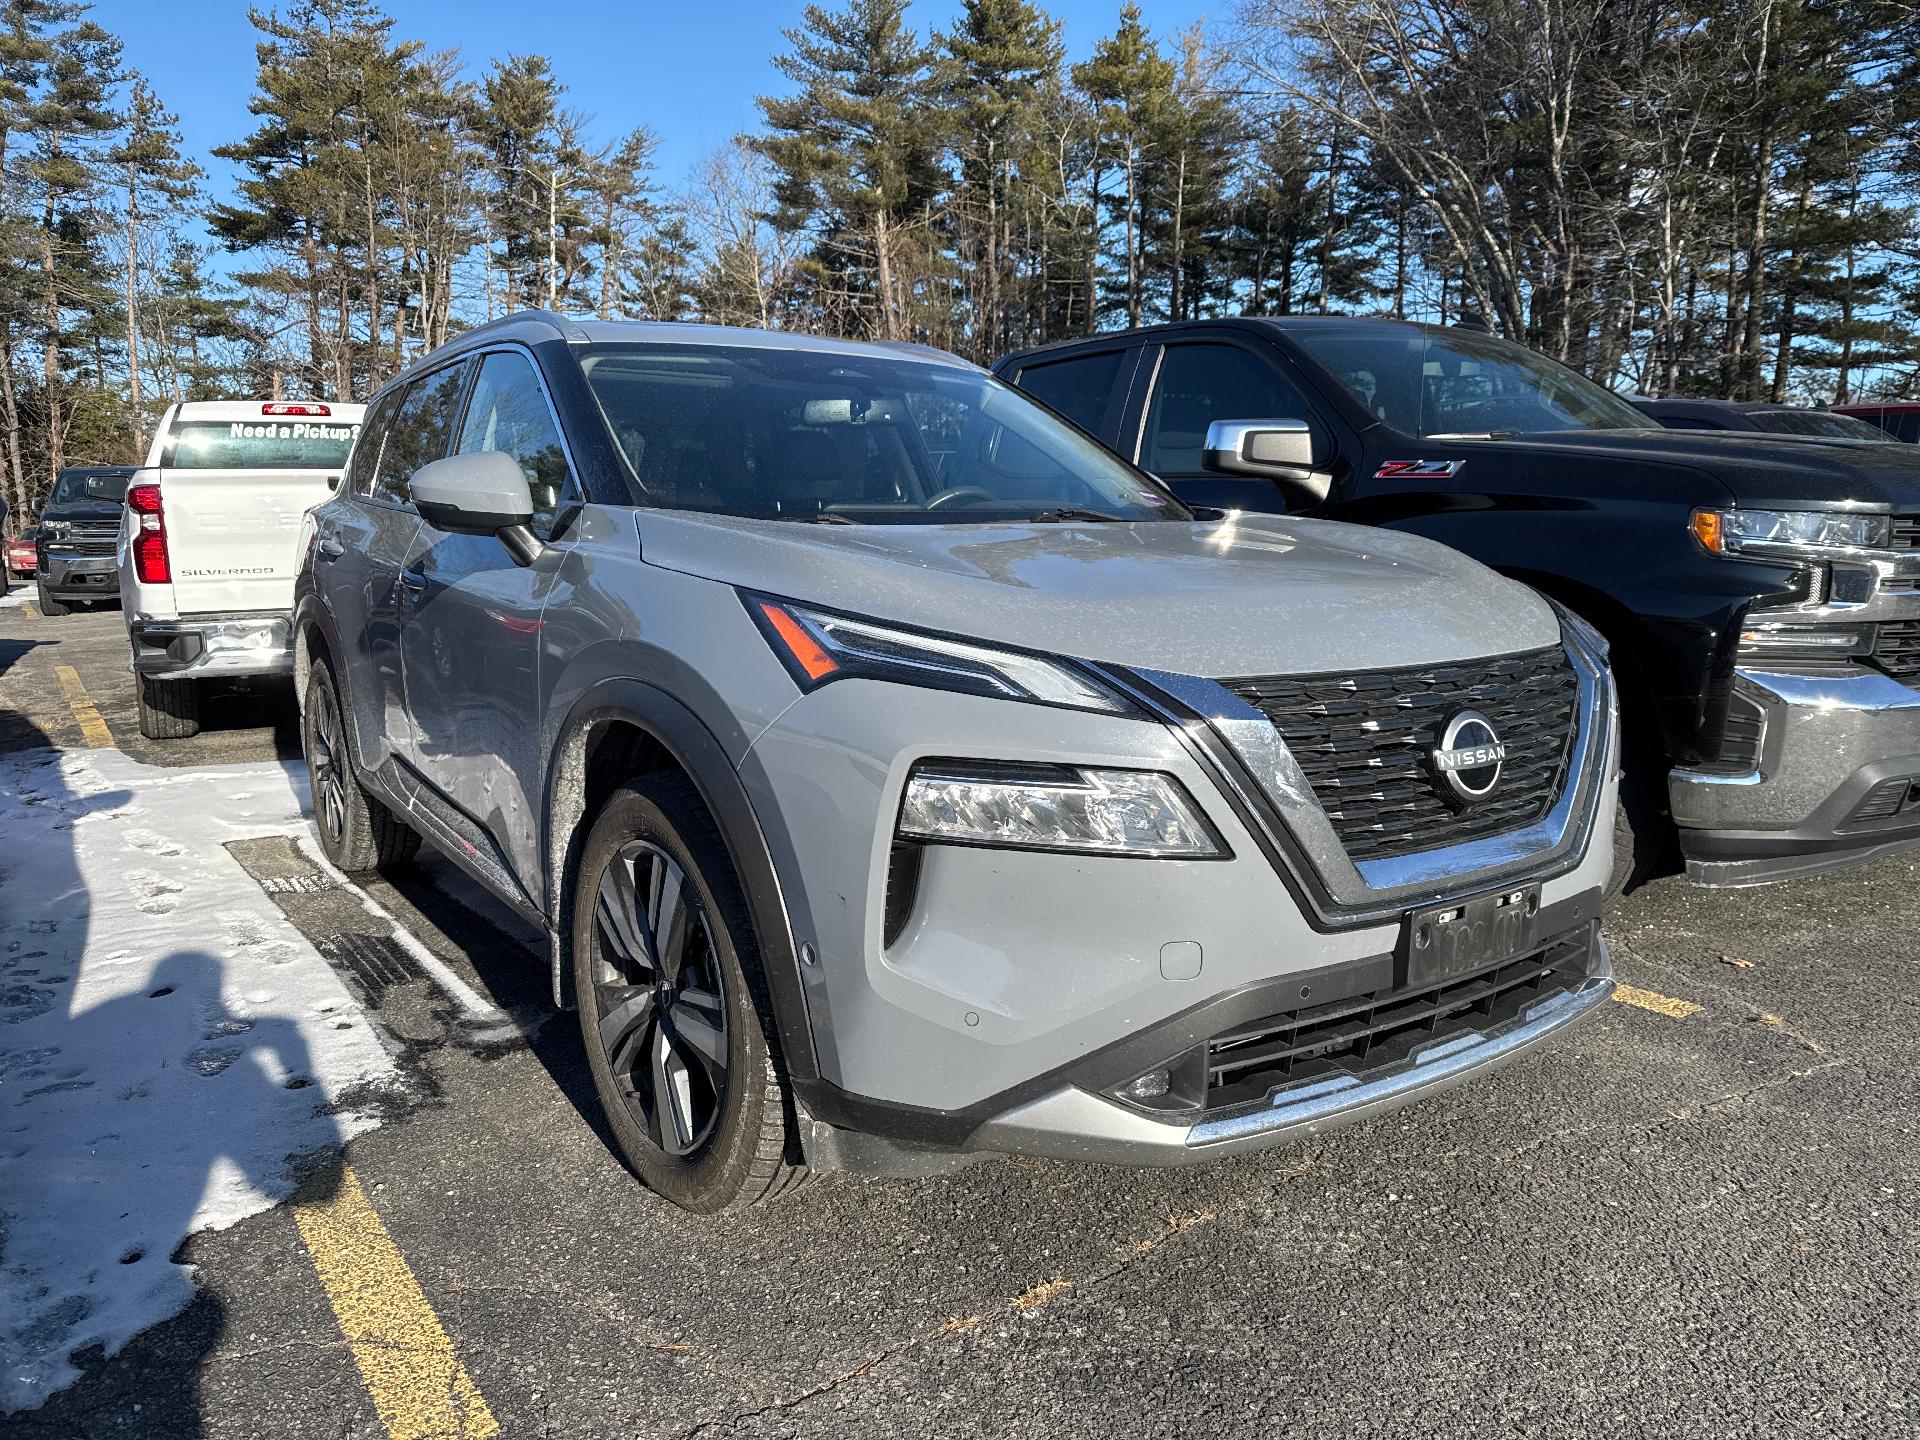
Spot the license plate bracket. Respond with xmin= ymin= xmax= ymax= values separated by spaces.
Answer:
xmin=1400 ymin=884 xmax=1543 ymax=988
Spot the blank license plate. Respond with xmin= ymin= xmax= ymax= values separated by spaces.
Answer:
xmin=1401 ymin=885 xmax=1542 ymax=987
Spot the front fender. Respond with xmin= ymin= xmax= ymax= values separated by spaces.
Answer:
xmin=542 ymin=675 xmax=818 ymax=1088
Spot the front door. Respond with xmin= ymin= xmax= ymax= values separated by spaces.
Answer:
xmin=1134 ymin=340 xmax=1329 ymax=514
xmin=399 ymin=348 xmax=574 ymax=897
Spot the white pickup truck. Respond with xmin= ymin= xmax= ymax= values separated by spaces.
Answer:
xmin=118 ymin=399 xmax=365 ymax=738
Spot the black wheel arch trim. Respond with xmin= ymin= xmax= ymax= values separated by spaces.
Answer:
xmin=543 ymin=677 xmax=820 ymax=1089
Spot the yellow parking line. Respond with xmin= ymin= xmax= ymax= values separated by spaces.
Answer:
xmin=1612 ymin=983 xmax=1704 ymax=1019
xmin=53 ymin=664 xmax=113 ymax=748
xmin=22 ymin=600 xmax=39 ymax=618
xmin=293 ymin=1164 xmax=500 ymax=1440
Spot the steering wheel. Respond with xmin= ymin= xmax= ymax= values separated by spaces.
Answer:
xmin=924 ymin=486 xmax=1000 ymax=512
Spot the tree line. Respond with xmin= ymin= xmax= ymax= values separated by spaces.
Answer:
xmin=5 ymin=0 xmax=1919 ymax=521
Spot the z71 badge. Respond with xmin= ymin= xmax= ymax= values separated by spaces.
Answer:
xmin=1375 ymin=459 xmax=1467 ymax=480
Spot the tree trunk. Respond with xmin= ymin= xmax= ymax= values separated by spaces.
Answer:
xmin=124 ymin=166 xmax=147 ymax=456
xmin=873 ymin=209 xmax=898 ymax=342
xmin=41 ymin=193 xmax=63 ymax=486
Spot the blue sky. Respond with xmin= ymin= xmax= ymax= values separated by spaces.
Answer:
xmin=93 ymin=1 xmax=1219 ymax=209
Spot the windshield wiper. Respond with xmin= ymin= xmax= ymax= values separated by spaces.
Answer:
xmin=779 ymin=511 xmax=859 ymax=525
xmin=1028 ymin=507 xmax=1128 ymax=523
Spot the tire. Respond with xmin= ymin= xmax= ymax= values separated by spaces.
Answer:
xmin=137 ymin=674 xmax=201 ymax=740
xmin=572 ymin=774 xmax=806 ymax=1212
xmin=35 ymin=579 xmax=69 ymax=616
xmin=1607 ymin=690 xmax=1672 ymax=898
xmin=301 ymin=657 xmax=419 ymax=873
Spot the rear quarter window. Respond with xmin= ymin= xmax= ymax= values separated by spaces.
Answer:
xmin=1014 ymin=350 xmax=1125 ymax=435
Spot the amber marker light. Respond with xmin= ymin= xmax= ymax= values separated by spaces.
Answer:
xmin=758 ymin=602 xmax=841 ymax=682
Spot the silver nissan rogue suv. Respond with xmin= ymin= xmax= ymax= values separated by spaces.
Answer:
xmin=293 ymin=313 xmax=1619 ymax=1212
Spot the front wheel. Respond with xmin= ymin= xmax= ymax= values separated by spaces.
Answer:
xmin=35 ymin=579 xmax=69 ymax=617
xmin=571 ymin=775 xmax=806 ymax=1212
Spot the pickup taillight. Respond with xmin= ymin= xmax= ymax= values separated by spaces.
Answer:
xmin=127 ymin=483 xmax=170 ymax=583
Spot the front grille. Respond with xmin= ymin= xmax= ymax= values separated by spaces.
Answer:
xmin=57 ymin=519 xmax=119 ymax=556
xmin=1870 ymin=619 xmax=1920 ymax=683
xmin=1204 ymin=929 xmax=1592 ymax=1112
xmin=1222 ymin=646 xmax=1580 ymax=862
xmin=1890 ymin=515 xmax=1920 ymax=550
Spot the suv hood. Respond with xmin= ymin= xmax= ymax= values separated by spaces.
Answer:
xmin=1497 ymin=427 xmax=1920 ymax=509
xmin=637 ymin=511 xmax=1559 ymax=679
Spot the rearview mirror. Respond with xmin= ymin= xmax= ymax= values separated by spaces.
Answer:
xmin=1202 ymin=418 xmax=1329 ymax=505
xmin=409 ymin=451 xmax=544 ymax=565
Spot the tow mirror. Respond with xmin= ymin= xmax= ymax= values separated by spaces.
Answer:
xmin=409 ymin=451 xmax=544 ymax=566
xmin=1202 ymin=418 xmax=1330 ymax=505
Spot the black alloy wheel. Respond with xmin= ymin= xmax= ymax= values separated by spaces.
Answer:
xmin=590 ymin=839 xmax=731 ymax=1156
xmin=308 ymin=670 xmax=350 ymax=850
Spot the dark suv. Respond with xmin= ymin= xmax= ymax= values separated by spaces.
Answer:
xmin=36 ymin=465 xmax=135 ymax=614
xmin=999 ymin=318 xmax=1920 ymax=888
xmin=294 ymin=313 xmax=1617 ymax=1212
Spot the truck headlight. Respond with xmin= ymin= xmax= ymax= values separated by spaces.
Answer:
xmin=898 ymin=762 xmax=1226 ymax=858
xmin=41 ymin=519 xmax=70 ymax=540
xmin=1692 ymin=508 xmax=1888 ymax=555
xmin=1736 ymin=622 xmax=1873 ymax=665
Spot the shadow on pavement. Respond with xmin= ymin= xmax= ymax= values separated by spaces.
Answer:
xmin=0 ymin=714 xmax=346 ymax=1435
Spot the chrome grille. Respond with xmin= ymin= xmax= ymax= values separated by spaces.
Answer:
xmin=1222 ymin=646 xmax=1580 ymax=863
xmin=1872 ymin=619 xmax=1920 ymax=683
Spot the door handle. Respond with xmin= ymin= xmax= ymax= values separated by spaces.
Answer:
xmin=316 ymin=537 xmax=345 ymax=559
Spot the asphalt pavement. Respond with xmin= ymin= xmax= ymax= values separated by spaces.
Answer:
xmin=1 ymin=594 xmax=1915 ymax=1439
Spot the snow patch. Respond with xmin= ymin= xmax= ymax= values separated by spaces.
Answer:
xmin=0 ymin=747 xmax=398 ymax=1411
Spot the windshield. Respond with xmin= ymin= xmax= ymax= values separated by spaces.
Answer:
xmin=1290 ymin=326 xmax=1647 ymax=437
xmin=49 ymin=470 xmax=129 ymax=505
xmin=1746 ymin=409 xmax=1887 ymax=441
xmin=581 ymin=344 xmax=1186 ymax=523
xmin=165 ymin=420 xmax=359 ymax=470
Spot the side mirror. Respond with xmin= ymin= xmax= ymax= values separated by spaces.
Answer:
xmin=1202 ymin=418 xmax=1330 ymax=505
xmin=409 ymin=451 xmax=544 ymax=566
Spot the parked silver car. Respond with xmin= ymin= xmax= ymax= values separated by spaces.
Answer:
xmin=293 ymin=313 xmax=1619 ymax=1212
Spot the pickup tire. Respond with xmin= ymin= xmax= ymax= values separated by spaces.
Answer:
xmin=302 ymin=658 xmax=419 ymax=872
xmin=137 ymin=675 xmax=201 ymax=740
xmin=571 ymin=775 xmax=808 ymax=1212
xmin=35 ymin=579 xmax=69 ymax=617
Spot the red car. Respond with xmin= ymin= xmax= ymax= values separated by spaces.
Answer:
xmin=6 ymin=526 xmax=36 ymax=578
xmin=1831 ymin=401 xmax=1920 ymax=443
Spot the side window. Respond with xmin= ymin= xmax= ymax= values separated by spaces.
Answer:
xmin=371 ymin=361 xmax=471 ymax=506
xmin=1896 ymin=413 xmax=1920 ymax=444
xmin=1016 ymin=351 xmax=1124 ymax=435
xmin=455 ymin=351 xmax=571 ymax=535
xmin=346 ymin=389 xmax=402 ymax=496
xmin=1141 ymin=343 xmax=1316 ymax=476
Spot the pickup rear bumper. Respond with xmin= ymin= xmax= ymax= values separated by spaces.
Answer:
xmin=1669 ymin=666 xmax=1920 ymax=885
xmin=129 ymin=615 xmax=292 ymax=680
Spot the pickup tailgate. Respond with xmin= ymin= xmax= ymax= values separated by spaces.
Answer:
xmin=161 ymin=467 xmax=335 ymax=614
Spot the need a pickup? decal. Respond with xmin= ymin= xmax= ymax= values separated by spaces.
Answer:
xmin=1375 ymin=459 xmax=1467 ymax=480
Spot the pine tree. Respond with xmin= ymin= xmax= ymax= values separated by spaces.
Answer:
xmin=1072 ymin=4 xmax=1176 ymax=329
xmin=938 ymin=0 xmax=1064 ymax=359
xmin=756 ymin=0 xmax=941 ymax=340
xmin=107 ymin=75 xmax=198 ymax=453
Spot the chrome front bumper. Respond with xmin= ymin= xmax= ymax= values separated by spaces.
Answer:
xmin=129 ymin=615 xmax=293 ymax=679
xmin=1671 ymin=665 xmax=1920 ymax=885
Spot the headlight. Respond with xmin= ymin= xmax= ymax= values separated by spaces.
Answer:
xmin=1736 ymin=621 xmax=1873 ymax=665
xmin=41 ymin=519 xmax=70 ymax=539
xmin=747 ymin=595 xmax=1129 ymax=713
xmin=1691 ymin=508 xmax=1888 ymax=555
xmin=898 ymin=762 xmax=1225 ymax=857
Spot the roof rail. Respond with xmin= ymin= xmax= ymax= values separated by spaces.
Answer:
xmin=455 ymin=308 xmax=591 ymax=343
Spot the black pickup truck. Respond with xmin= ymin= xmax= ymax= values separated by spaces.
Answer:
xmin=996 ymin=318 xmax=1920 ymax=890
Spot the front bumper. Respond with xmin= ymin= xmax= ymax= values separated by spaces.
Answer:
xmin=128 ymin=614 xmax=293 ymax=679
xmin=1670 ymin=666 xmax=1920 ymax=885
xmin=742 ymin=627 xmax=1618 ymax=1171
xmin=40 ymin=550 xmax=121 ymax=597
